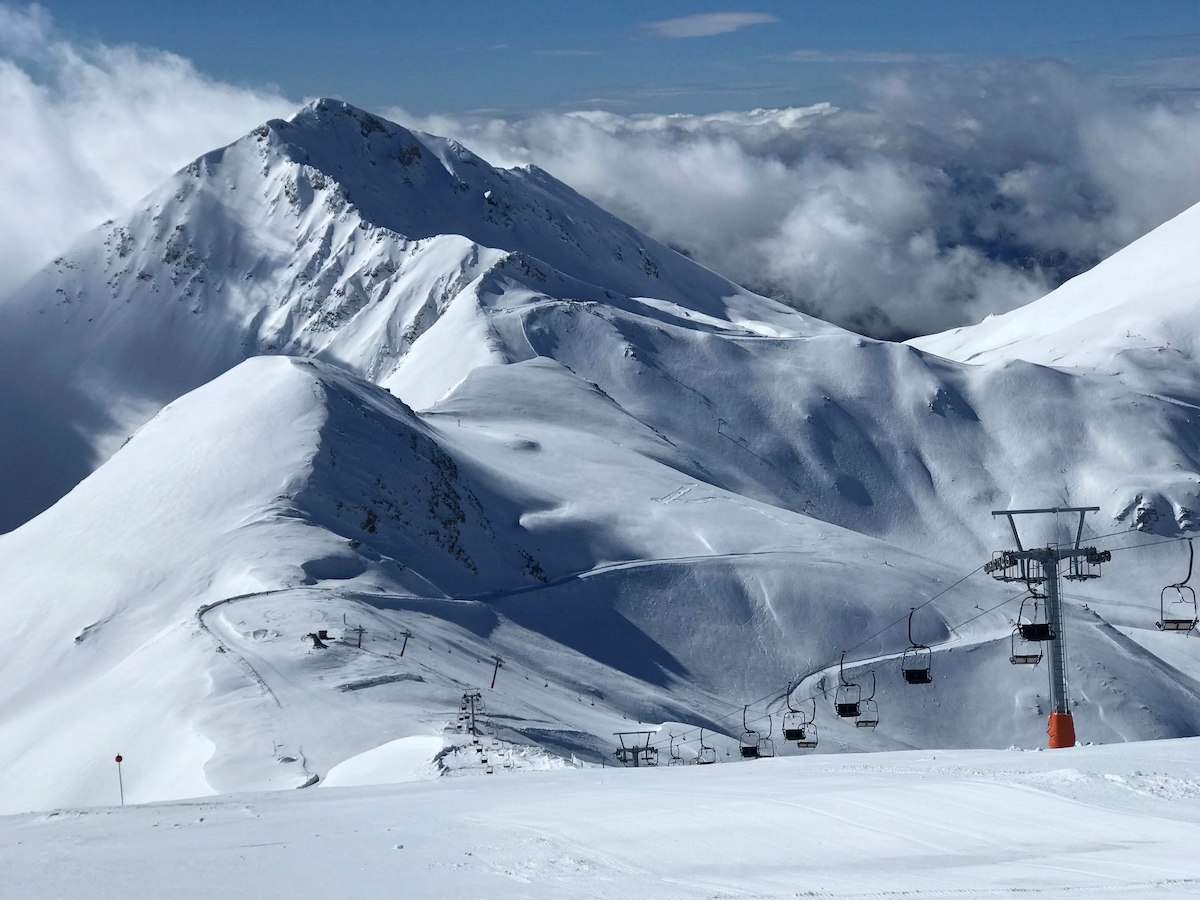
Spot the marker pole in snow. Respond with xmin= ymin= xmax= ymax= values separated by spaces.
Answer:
xmin=114 ymin=754 xmax=125 ymax=806
xmin=986 ymin=507 xmax=1111 ymax=749
xmin=399 ymin=629 xmax=412 ymax=657
xmin=490 ymin=655 xmax=504 ymax=689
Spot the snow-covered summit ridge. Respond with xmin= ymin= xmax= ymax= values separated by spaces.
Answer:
xmin=211 ymin=96 xmax=815 ymax=332
xmin=0 ymin=99 xmax=823 ymax=532
xmin=911 ymin=199 xmax=1200 ymax=384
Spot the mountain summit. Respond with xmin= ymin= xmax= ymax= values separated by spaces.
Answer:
xmin=0 ymin=99 xmax=822 ymax=532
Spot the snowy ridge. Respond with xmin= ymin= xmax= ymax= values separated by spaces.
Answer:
xmin=0 ymin=99 xmax=816 ymax=532
xmin=2 ymin=101 xmax=1200 ymax=813
xmin=911 ymin=200 xmax=1200 ymax=380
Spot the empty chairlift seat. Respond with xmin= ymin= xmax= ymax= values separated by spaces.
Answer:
xmin=1016 ymin=595 xmax=1055 ymax=642
xmin=783 ymin=688 xmax=818 ymax=748
xmin=854 ymin=672 xmax=879 ymax=729
xmin=756 ymin=715 xmax=776 ymax=759
xmin=835 ymin=651 xmax=861 ymax=718
xmin=901 ymin=608 xmax=933 ymax=685
xmin=1159 ymin=541 xmax=1198 ymax=633
xmin=1010 ymin=627 xmax=1043 ymax=665
xmin=740 ymin=705 xmax=761 ymax=759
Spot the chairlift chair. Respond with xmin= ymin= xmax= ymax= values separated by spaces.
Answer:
xmin=756 ymin=715 xmax=776 ymax=759
xmin=668 ymin=733 xmax=685 ymax=766
xmin=854 ymin=673 xmax=879 ymax=728
xmin=739 ymin=705 xmax=761 ymax=758
xmin=795 ymin=720 xmax=818 ymax=750
xmin=901 ymin=607 xmax=933 ymax=684
xmin=1158 ymin=539 xmax=1198 ymax=632
xmin=696 ymin=727 xmax=718 ymax=765
xmin=1009 ymin=627 xmax=1043 ymax=665
xmin=783 ymin=687 xmax=815 ymax=742
xmin=1016 ymin=594 xmax=1055 ymax=642
xmin=835 ymin=652 xmax=861 ymax=718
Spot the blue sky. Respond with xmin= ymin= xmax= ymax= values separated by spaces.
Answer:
xmin=37 ymin=0 xmax=1200 ymax=114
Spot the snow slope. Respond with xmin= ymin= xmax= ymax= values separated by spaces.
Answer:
xmin=911 ymin=200 xmax=1200 ymax=386
xmin=3 ymin=102 xmax=1200 ymax=814
xmin=6 ymin=739 xmax=1200 ymax=899
xmin=3 ymin=351 xmax=1199 ymax=814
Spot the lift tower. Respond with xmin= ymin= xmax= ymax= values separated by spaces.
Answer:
xmin=984 ymin=507 xmax=1111 ymax=749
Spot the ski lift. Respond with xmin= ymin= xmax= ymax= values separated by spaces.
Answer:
xmin=1016 ymin=593 xmax=1055 ymax=642
xmin=757 ymin=715 xmax=776 ymax=759
xmin=855 ymin=673 xmax=879 ymax=729
xmin=668 ymin=732 xmax=685 ymax=766
xmin=835 ymin=652 xmax=861 ymax=718
xmin=739 ymin=705 xmax=761 ymax=759
xmin=1009 ymin=627 xmax=1043 ymax=665
xmin=1158 ymin=539 xmax=1198 ymax=633
xmin=901 ymin=607 xmax=933 ymax=684
xmin=796 ymin=718 xmax=818 ymax=750
xmin=613 ymin=732 xmax=658 ymax=768
xmin=783 ymin=683 xmax=815 ymax=742
xmin=697 ymin=727 xmax=717 ymax=765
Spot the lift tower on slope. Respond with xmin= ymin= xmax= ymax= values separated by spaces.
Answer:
xmin=984 ymin=506 xmax=1111 ymax=749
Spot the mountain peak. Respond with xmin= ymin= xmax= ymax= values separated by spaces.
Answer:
xmin=260 ymin=97 xmax=484 ymax=182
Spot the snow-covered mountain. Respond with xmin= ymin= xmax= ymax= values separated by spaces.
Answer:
xmin=911 ymin=200 xmax=1200 ymax=383
xmin=0 ymin=98 xmax=816 ymax=534
xmin=2 ymin=100 xmax=1200 ymax=813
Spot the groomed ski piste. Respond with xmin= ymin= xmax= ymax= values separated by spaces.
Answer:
xmin=5 ymin=739 xmax=1200 ymax=898
xmin=3 ymin=100 xmax=1200 ymax=897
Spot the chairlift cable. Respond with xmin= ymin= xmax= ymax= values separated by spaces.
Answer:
xmin=666 ymin=529 xmax=1200 ymax=753
xmin=659 ymin=583 xmax=1031 ymax=752
xmin=646 ymin=562 xmax=1016 ymax=752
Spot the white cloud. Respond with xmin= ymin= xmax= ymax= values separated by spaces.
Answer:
xmin=4 ymin=5 xmax=1200 ymax=342
xmin=784 ymin=50 xmax=929 ymax=64
xmin=0 ymin=4 xmax=294 ymax=294
xmin=535 ymin=49 xmax=601 ymax=58
xmin=644 ymin=12 xmax=778 ymax=39
xmin=393 ymin=62 xmax=1200 ymax=338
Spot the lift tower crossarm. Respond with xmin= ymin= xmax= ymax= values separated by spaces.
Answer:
xmin=987 ymin=506 xmax=1108 ymax=750
xmin=991 ymin=507 xmax=1100 ymax=553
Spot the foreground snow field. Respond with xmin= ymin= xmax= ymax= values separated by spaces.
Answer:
xmin=5 ymin=738 xmax=1200 ymax=899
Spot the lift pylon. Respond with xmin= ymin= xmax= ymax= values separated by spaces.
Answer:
xmin=985 ymin=506 xmax=1111 ymax=749
xmin=613 ymin=732 xmax=658 ymax=768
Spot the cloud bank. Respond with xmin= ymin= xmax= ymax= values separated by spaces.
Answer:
xmin=0 ymin=4 xmax=292 ymax=294
xmin=407 ymin=64 xmax=1200 ymax=339
xmin=3 ymin=3 xmax=1200 ymax=341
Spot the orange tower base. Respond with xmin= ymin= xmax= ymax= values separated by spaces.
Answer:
xmin=1048 ymin=712 xmax=1076 ymax=749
